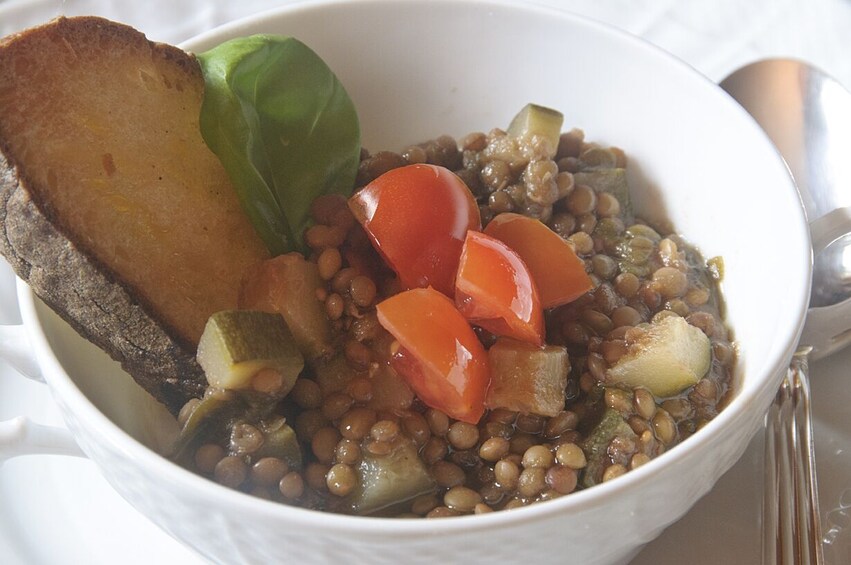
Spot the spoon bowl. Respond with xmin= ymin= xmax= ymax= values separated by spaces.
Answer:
xmin=721 ymin=59 xmax=851 ymax=359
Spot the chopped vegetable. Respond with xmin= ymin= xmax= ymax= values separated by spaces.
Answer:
xmin=198 ymin=35 xmax=360 ymax=255
xmin=574 ymin=169 xmax=632 ymax=220
xmin=376 ymin=287 xmax=490 ymax=424
xmin=196 ymin=310 xmax=304 ymax=392
xmin=507 ymin=103 xmax=564 ymax=157
xmin=455 ymin=230 xmax=544 ymax=345
xmin=484 ymin=213 xmax=592 ymax=308
xmin=253 ymin=417 xmax=302 ymax=470
xmin=580 ymin=408 xmax=637 ymax=488
xmin=367 ymin=363 xmax=415 ymax=412
xmin=485 ymin=338 xmax=569 ymax=417
xmin=313 ymin=353 xmax=359 ymax=394
xmin=606 ymin=315 xmax=711 ymax=397
xmin=346 ymin=437 xmax=435 ymax=515
xmin=348 ymin=164 xmax=481 ymax=297
xmin=170 ymin=389 xmax=244 ymax=461
xmin=239 ymin=253 xmax=333 ymax=361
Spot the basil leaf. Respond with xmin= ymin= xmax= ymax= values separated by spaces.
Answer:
xmin=198 ymin=35 xmax=360 ymax=255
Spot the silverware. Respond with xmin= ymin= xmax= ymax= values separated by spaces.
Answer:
xmin=721 ymin=58 xmax=851 ymax=564
xmin=763 ymin=350 xmax=822 ymax=564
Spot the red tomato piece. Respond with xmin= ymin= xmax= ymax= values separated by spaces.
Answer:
xmin=484 ymin=213 xmax=592 ymax=308
xmin=455 ymin=230 xmax=544 ymax=346
xmin=348 ymin=164 xmax=481 ymax=297
xmin=376 ymin=287 xmax=489 ymax=424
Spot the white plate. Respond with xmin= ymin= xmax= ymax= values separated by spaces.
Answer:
xmin=1 ymin=1 xmax=850 ymax=563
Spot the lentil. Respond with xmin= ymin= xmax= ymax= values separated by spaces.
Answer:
xmin=350 ymin=275 xmax=377 ymax=307
xmin=602 ymin=464 xmax=628 ymax=482
xmin=305 ymin=463 xmax=330 ymax=492
xmin=411 ymin=493 xmax=440 ymax=516
xmin=522 ymin=445 xmax=555 ymax=469
xmin=370 ymin=420 xmax=401 ymax=443
xmin=346 ymin=377 xmax=374 ymax=403
xmin=401 ymin=412 xmax=431 ymax=446
xmin=494 ymin=459 xmax=521 ymax=489
xmin=322 ymin=392 xmax=354 ymax=421
xmin=326 ymin=463 xmax=357 ymax=496
xmin=339 ymin=407 xmax=377 ymax=441
xmin=317 ymin=247 xmax=343 ymax=280
xmin=251 ymin=457 xmax=289 ymax=487
xmin=335 ymin=438 xmax=361 ymax=464
xmin=312 ymin=426 xmax=341 ymax=464
xmin=517 ymin=467 xmax=547 ymax=497
xmin=444 ymin=486 xmax=483 ymax=512
xmin=324 ymin=293 xmax=345 ymax=320
xmin=546 ymin=465 xmax=578 ymax=494
xmin=555 ymin=443 xmax=587 ymax=470
xmin=431 ymin=460 xmax=466 ymax=488
xmin=652 ymin=409 xmax=678 ymax=446
xmin=426 ymin=409 xmax=450 ymax=437
xmin=515 ymin=413 xmax=545 ymax=434
xmin=422 ymin=437 xmax=449 ymax=465
xmin=426 ymin=507 xmax=459 ymax=519
xmin=195 ymin=443 xmax=225 ymax=474
xmin=214 ymin=456 xmax=248 ymax=489
xmin=279 ymin=472 xmax=305 ymax=499
xmin=230 ymin=422 xmax=264 ymax=456
xmin=479 ymin=437 xmax=511 ymax=462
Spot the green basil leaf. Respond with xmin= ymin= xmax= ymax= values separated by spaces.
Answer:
xmin=198 ymin=35 xmax=360 ymax=255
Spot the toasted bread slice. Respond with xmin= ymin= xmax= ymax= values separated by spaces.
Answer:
xmin=0 ymin=17 xmax=270 ymax=413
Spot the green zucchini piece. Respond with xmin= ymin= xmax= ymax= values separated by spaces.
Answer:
xmin=574 ymin=168 xmax=632 ymax=220
xmin=254 ymin=417 xmax=303 ymax=470
xmin=606 ymin=315 xmax=711 ymax=398
xmin=169 ymin=389 xmax=244 ymax=461
xmin=197 ymin=310 xmax=304 ymax=393
xmin=347 ymin=438 xmax=436 ymax=515
xmin=507 ymin=103 xmax=564 ymax=157
xmin=580 ymin=408 xmax=637 ymax=488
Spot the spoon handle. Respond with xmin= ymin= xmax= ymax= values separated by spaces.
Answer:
xmin=763 ymin=349 xmax=824 ymax=565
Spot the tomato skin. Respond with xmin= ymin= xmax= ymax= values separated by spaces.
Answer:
xmin=348 ymin=164 xmax=481 ymax=297
xmin=455 ymin=230 xmax=544 ymax=346
xmin=484 ymin=213 xmax=592 ymax=308
xmin=376 ymin=287 xmax=489 ymax=424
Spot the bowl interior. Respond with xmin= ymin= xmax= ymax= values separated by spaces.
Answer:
xmin=25 ymin=0 xmax=809 ymax=522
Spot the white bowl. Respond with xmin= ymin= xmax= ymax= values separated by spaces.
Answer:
xmin=10 ymin=0 xmax=810 ymax=563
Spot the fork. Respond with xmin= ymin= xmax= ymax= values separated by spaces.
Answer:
xmin=763 ymin=349 xmax=824 ymax=564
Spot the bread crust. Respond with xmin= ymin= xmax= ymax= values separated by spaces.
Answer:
xmin=0 ymin=150 xmax=206 ymax=412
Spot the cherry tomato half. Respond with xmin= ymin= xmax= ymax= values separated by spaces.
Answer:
xmin=376 ymin=287 xmax=489 ymax=424
xmin=348 ymin=164 xmax=481 ymax=297
xmin=484 ymin=213 xmax=592 ymax=308
xmin=455 ymin=230 xmax=544 ymax=346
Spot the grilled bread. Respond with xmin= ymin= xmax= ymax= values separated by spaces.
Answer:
xmin=0 ymin=17 xmax=270 ymax=413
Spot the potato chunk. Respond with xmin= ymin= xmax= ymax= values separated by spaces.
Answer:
xmin=485 ymin=338 xmax=569 ymax=417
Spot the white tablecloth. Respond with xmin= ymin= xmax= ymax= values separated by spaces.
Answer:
xmin=2 ymin=0 xmax=849 ymax=89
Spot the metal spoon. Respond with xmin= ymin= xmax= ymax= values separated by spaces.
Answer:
xmin=721 ymin=59 xmax=851 ymax=565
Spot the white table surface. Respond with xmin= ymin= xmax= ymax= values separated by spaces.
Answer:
xmin=1 ymin=1 xmax=850 ymax=563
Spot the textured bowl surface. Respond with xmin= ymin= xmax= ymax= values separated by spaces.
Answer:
xmin=17 ymin=0 xmax=810 ymax=563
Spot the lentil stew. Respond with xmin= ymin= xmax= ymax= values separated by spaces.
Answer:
xmin=173 ymin=108 xmax=736 ymax=518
